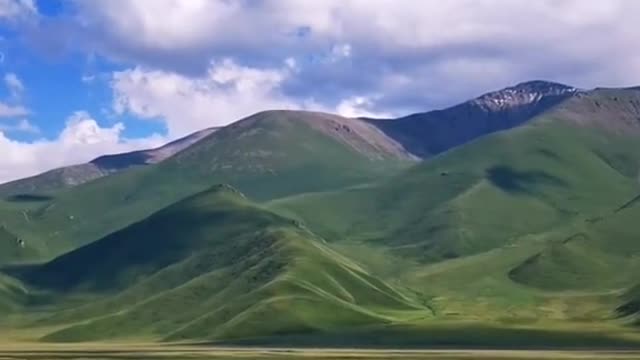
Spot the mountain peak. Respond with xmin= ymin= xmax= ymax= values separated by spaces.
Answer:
xmin=471 ymin=80 xmax=578 ymax=112
xmin=512 ymin=80 xmax=576 ymax=91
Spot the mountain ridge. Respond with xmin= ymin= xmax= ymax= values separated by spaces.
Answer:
xmin=0 ymin=127 xmax=218 ymax=196
xmin=365 ymin=80 xmax=581 ymax=157
xmin=0 ymin=80 xmax=580 ymax=196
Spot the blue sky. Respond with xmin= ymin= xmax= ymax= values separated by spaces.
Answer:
xmin=1 ymin=0 xmax=640 ymax=182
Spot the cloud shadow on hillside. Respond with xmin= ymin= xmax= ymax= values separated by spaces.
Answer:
xmin=486 ymin=165 xmax=568 ymax=194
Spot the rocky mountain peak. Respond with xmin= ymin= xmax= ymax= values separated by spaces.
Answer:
xmin=471 ymin=80 xmax=579 ymax=112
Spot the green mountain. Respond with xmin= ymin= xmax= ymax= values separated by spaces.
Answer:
xmin=2 ymin=83 xmax=640 ymax=347
xmin=269 ymin=87 xmax=640 ymax=326
xmin=21 ymin=185 xmax=426 ymax=342
xmin=0 ymin=110 xmax=414 ymax=263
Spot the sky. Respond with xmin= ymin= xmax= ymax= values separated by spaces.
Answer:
xmin=1 ymin=0 xmax=640 ymax=183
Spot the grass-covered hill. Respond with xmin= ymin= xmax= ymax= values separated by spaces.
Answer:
xmin=268 ymin=88 xmax=640 ymax=327
xmin=20 ymin=184 xmax=427 ymax=342
xmin=0 ymin=110 xmax=415 ymax=264
xmin=272 ymin=119 xmax=640 ymax=263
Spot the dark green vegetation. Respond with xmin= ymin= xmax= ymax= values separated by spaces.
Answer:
xmin=1 ymin=82 xmax=640 ymax=348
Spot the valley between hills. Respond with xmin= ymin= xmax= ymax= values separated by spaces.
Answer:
xmin=2 ymin=81 xmax=640 ymax=349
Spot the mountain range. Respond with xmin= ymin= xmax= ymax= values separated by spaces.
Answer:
xmin=1 ymin=80 xmax=640 ymax=348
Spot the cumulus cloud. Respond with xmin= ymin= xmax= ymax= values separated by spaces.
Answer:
xmin=43 ymin=0 xmax=635 ymax=114
xmin=112 ymin=59 xmax=311 ymax=138
xmin=110 ymin=58 xmax=391 ymax=136
xmin=0 ymin=111 xmax=165 ymax=183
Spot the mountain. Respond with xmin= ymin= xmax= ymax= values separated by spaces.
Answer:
xmin=0 ymin=127 xmax=218 ymax=197
xmin=0 ymin=110 xmax=416 ymax=262
xmin=3 ymin=82 xmax=640 ymax=347
xmin=0 ymin=81 xmax=579 ymax=197
xmin=368 ymin=80 xmax=579 ymax=157
xmin=22 ymin=185 xmax=426 ymax=342
xmin=269 ymin=86 xmax=640 ymax=328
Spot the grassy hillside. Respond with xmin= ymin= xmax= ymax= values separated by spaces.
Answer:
xmin=0 ymin=111 xmax=414 ymax=263
xmin=0 ymin=273 xmax=27 ymax=314
xmin=272 ymin=120 xmax=640 ymax=262
xmin=21 ymin=184 xmax=427 ymax=342
xmin=0 ymin=199 xmax=56 ymax=264
xmin=269 ymin=106 xmax=640 ymax=326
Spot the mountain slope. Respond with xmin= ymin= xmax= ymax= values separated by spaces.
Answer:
xmin=0 ymin=224 xmax=38 ymax=264
xmin=0 ymin=127 xmax=218 ymax=197
xmin=0 ymin=274 xmax=25 ymax=314
xmin=269 ymin=87 xmax=640 ymax=325
xmin=274 ymin=123 xmax=640 ymax=262
xmin=369 ymin=80 xmax=578 ymax=157
xmin=0 ymin=110 xmax=415 ymax=260
xmin=274 ymin=87 xmax=640 ymax=261
xmin=23 ymin=184 xmax=426 ymax=342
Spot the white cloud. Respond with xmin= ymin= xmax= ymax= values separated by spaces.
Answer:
xmin=73 ymin=0 xmax=240 ymax=52
xmin=67 ymin=1 xmax=639 ymax=65
xmin=4 ymin=72 xmax=24 ymax=98
xmin=0 ymin=72 xmax=28 ymax=117
xmin=52 ymin=0 xmax=640 ymax=113
xmin=0 ymin=0 xmax=36 ymax=20
xmin=0 ymin=102 xmax=28 ymax=117
xmin=59 ymin=111 xmax=125 ymax=145
xmin=0 ymin=111 xmax=165 ymax=183
xmin=111 ymin=59 xmax=304 ymax=138
xmin=336 ymin=96 xmax=391 ymax=118
xmin=0 ymin=118 xmax=39 ymax=134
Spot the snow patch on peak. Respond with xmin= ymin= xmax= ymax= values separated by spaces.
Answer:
xmin=471 ymin=81 xmax=579 ymax=112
